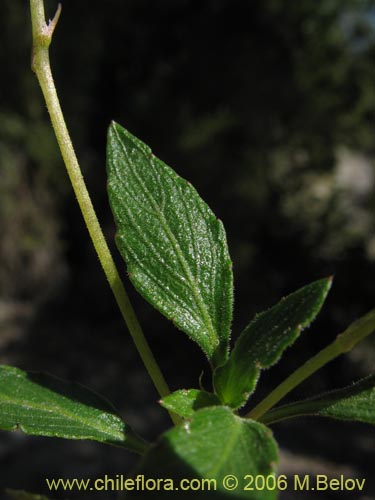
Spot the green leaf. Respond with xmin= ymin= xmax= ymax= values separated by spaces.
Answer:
xmin=129 ymin=406 xmax=278 ymax=499
xmin=214 ymin=277 xmax=332 ymax=408
xmin=0 ymin=365 xmax=147 ymax=454
xmin=107 ymin=122 xmax=233 ymax=367
xmin=160 ymin=389 xmax=221 ymax=419
xmin=260 ymin=375 xmax=375 ymax=425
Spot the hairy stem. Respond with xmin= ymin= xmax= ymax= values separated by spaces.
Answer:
xmin=29 ymin=0 xmax=178 ymax=423
xmin=247 ymin=308 xmax=375 ymax=421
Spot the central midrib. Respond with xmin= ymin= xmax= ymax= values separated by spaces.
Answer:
xmin=1 ymin=390 xmax=124 ymax=441
xmin=207 ymin=416 xmax=241 ymax=476
xmin=114 ymin=128 xmax=218 ymax=353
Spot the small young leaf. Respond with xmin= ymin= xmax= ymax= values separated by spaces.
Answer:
xmin=0 ymin=365 xmax=147 ymax=454
xmin=260 ymin=375 xmax=375 ymax=425
xmin=107 ymin=122 xmax=233 ymax=367
xmin=129 ymin=406 xmax=278 ymax=499
xmin=214 ymin=277 xmax=332 ymax=408
xmin=160 ymin=389 xmax=221 ymax=419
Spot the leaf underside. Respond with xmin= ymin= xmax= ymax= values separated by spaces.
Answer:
xmin=260 ymin=374 xmax=375 ymax=425
xmin=0 ymin=365 xmax=146 ymax=454
xmin=107 ymin=122 xmax=233 ymax=367
xmin=129 ymin=406 xmax=278 ymax=499
xmin=160 ymin=389 xmax=221 ymax=419
xmin=214 ymin=277 xmax=332 ymax=408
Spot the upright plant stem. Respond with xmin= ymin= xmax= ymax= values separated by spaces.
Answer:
xmin=29 ymin=0 xmax=178 ymax=423
xmin=247 ymin=308 xmax=375 ymax=421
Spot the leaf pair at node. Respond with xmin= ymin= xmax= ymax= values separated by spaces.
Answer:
xmin=1 ymin=122 xmax=374 ymax=500
xmin=107 ymin=122 xmax=332 ymax=410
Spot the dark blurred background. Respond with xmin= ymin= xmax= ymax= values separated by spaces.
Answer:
xmin=0 ymin=0 xmax=374 ymax=498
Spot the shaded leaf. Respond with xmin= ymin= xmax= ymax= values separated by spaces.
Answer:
xmin=6 ymin=490 xmax=51 ymax=500
xmin=260 ymin=374 xmax=375 ymax=424
xmin=214 ymin=278 xmax=332 ymax=408
xmin=0 ymin=365 xmax=147 ymax=454
xmin=129 ymin=406 xmax=278 ymax=499
xmin=160 ymin=389 xmax=221 ymax=419
xmin=107 ymin=122 xmax=233 ymax=367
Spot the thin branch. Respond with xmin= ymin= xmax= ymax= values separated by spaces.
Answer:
xmin=29 ymin=0 xmax=179 ymax=425
xmin=246 ymin=308 xmax=375 ymax=421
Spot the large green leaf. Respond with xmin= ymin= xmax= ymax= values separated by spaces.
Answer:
xmin=129 ymin=406 xmax=278 ymax=499
xmin=107 ymin=122 xmax=233 ymax=367
xmin=214 ymin=278 xmax=332 ymax=408
xmin=0 ymin=365 xmax=147 ymax=454
xmin=260 ymin=375 xmax=375 ymax=424
xmin=160 ymin=389 xmax=221 ymax=419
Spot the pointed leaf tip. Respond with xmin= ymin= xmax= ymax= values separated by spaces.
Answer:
xmin=214 ymin=277 xmax=332 ymax=408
